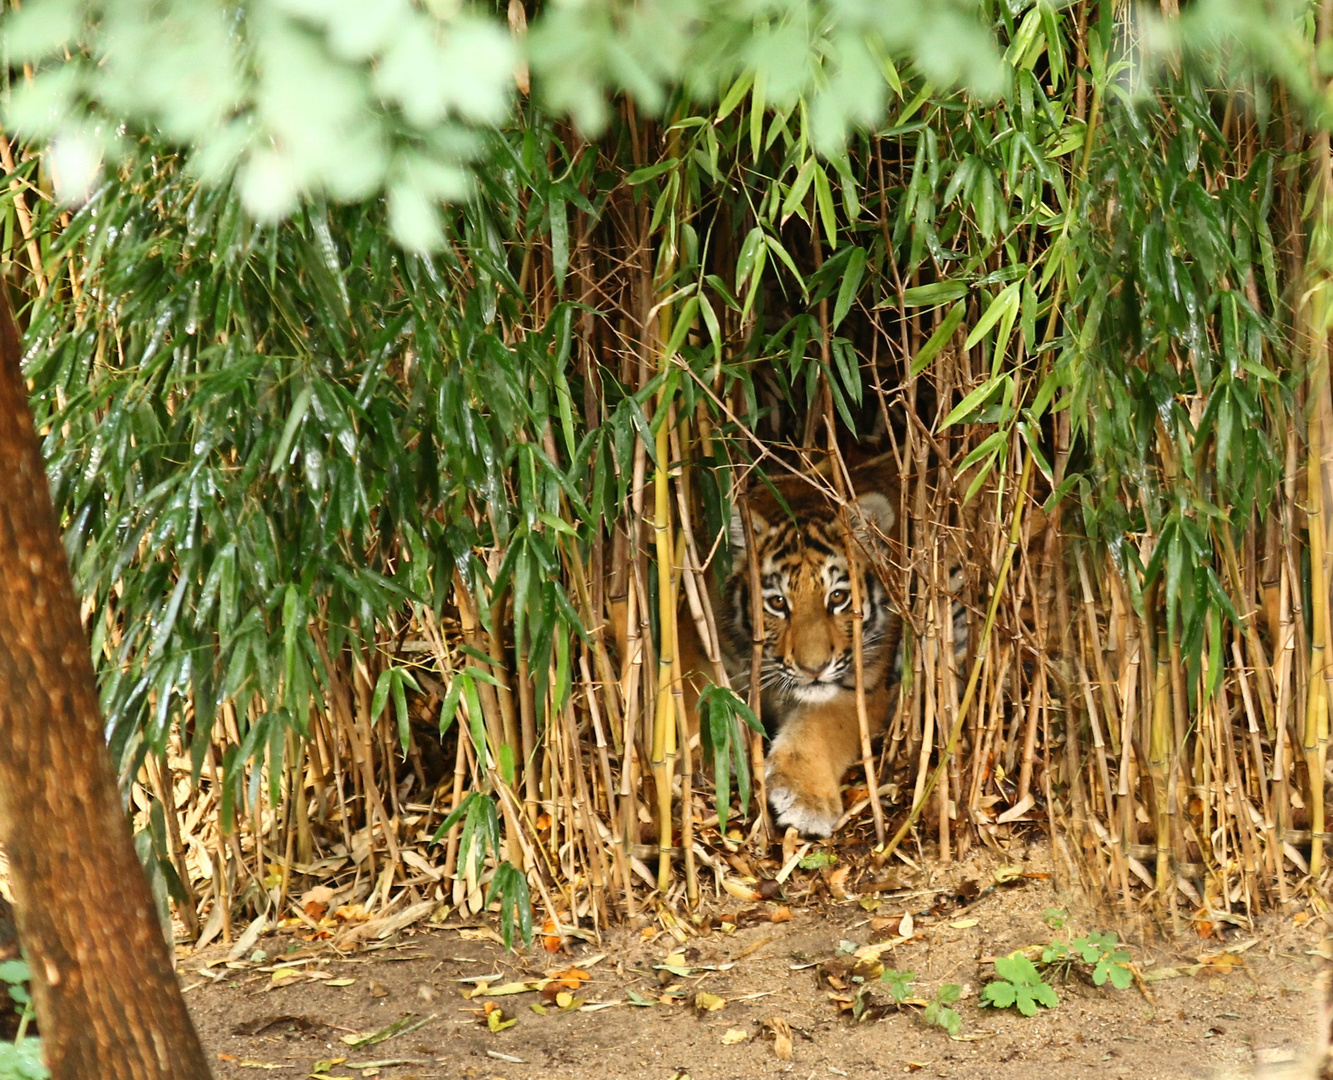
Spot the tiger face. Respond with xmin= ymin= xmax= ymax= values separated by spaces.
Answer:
xmin=720 ymin=492 xmax=898 ymax=718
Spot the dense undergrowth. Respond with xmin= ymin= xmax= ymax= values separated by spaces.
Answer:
xmin=0 ymin=0 xmax=1329 ymax=945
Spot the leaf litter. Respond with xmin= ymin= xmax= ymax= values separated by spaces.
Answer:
xmin=182 ymin=844 xmax=1324 ymax=1080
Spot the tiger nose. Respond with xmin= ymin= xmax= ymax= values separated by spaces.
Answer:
xmin=795 ymin=658 xmax=828 ymax=678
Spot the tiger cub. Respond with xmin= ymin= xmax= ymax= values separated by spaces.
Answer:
xmin=715 ymin=484 xmax=902 ymax=839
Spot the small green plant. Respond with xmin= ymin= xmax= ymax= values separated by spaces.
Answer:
xmin=880 ymin=967 xmax=914 ymax=1003
xmin=1041 ymin=907 xmax=1067 ymax=931
xmin=1041 ymin=931 xmax=1134 ymax=990
xmin=922 ymin=983 xmax=963 ymax=1037
xmin=878 ymin=968 xmax=963 ymax=1036
xmin=980 ymin=954 xmax=1058 ymax=1016
xmin=0 ymin=958 xmax=48 ymax=1080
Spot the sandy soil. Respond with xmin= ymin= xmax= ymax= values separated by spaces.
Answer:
xmin=180 ymin=845 xmax=1330 ymax=1080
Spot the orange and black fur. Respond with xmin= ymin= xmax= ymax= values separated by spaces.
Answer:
xmin=712 ymin=484 xmax=902 ymax=838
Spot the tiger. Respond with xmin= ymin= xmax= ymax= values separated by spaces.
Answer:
xmin=686 ymin=457 xmax=1041 ymax=840
xmin=714 ymin=481 xmax=903 ymax=838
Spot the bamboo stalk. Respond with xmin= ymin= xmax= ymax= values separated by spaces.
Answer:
xmin=883 ymin=452 xmax=1035 ymax=860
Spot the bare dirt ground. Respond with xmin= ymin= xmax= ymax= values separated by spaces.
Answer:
xmin=182 ymin=844 xmax=1330 ymax=1080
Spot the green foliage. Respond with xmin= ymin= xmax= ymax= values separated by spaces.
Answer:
xmin=0 ymin=962 xmax=30 ymax=1011
xmin=0 ymin=1040 xmax=47 ymax=1080
xmin=433 ymin=793 xmax=532 ymax=950
xmin=1041 ymin=931 xmax=1134 ymax=990
xmin=697 ymin=684 xmax=763 ymax=833
xmin=876 ymin=968 xmax=962 ymax=1036
xmin=880 ymin=967 xmax=914 ymax=1003
xmin=0 ymin=0 xmax=1322 ymax=937
xmin=1 ymin=0 xmax=1007 ymax=247
xmin=0 ymin=960 xmax=46 ymax=1080
xmin=922 ymin=982 xmax=963 ymax=1037
xmin=1041 ymin=907 xmax=1067 ymax=931
xmin=980 ymin=954 xmax=1058 ymax=1016
xmin=486 ymin=863 xmax=534 ymax=951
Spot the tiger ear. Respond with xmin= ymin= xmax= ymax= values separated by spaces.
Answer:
xmin=850 ymin=492 xmax=895 ymax=547
xmin=728 ymin=505 xmax=771 ymax=552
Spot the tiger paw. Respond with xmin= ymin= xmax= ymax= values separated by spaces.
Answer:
xmin=765 ymin=757 xmax=842 ymax=839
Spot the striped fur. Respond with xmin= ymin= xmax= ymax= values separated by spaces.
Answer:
xmin=720 ymin=490 xmax=899 ymax=838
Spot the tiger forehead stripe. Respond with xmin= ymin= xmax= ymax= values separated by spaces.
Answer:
xmin=756 ymin=518 xmax=843 ymax=556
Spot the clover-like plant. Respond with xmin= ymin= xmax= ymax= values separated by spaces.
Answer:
xmin=981 ymin=954 xmax=1058 ymax=1016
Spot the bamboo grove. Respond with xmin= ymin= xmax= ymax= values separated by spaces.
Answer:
xmin=0 ymin=0 xmax=1330 ymax=945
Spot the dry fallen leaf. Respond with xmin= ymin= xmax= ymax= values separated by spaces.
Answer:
xmin=458 ymin=927 xmax=508 ymax=946
xmin=764 ymin=1017 xmax=793 ymax=1061
xmin=768 ymin=905 xmax=793 ymax=924
xmin=825 ymin=866 xmax=853 ymax=899
xmin=300 ymin=885 xmax=336 ymax=920
xmin=332 ymin=903 xmax=369 ymax=924
xmin=549 ymin=967 xmax=591 ymax=990
xmin=693 ymin=991 xmax=727 ymax=1013
xmin=722 ymin=878 xmax=763 ymax=903
xmin=1200 ymin=952 xmax=1245 ymax=972
xmin=367 ymin=980 xmax=388 ymax=999
xmin=721 ymin=1029 xmax=748 ymax=1045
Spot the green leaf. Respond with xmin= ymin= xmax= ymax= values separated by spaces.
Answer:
xmin=831 ymin=246 xmax=867 ymax=330
xmin=549 ymin=190 xmax=569 ymax=292
xmin=370 ymin=667 xmax=393 ymax=723
xmin=626 ymin=159 xmax=679 ymax=185
xmin=910 ymin=301 xmax=967 ymax=376
xmin=964 ymin=281 xmax=1021 ymax=351
xmin=270 ymin=384 xmax=313 ymax=474
xmin=941 ymin=375 xmax=1010 ymax=429
xmin=891 ymin=281 xmax=969 ymax=308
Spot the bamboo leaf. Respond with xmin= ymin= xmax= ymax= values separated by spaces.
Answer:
xmin=910 ymin=301 xmax=966 ymax=376
xmin=965 ymin=281 xmax=1021 ymax=350
xmin=831 ymin=246 xmax=866 ymax=330
xmin=270 ymin=384 xmax=313 ymax=474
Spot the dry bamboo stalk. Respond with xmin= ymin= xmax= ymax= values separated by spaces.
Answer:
xmin=1076 ymin=550 xmax=1122 ymax=746
xmin=482 ymin=549 xmax=520 ymax=758
xmin=884 ymin=453 xmax=1035 ymax=860
xmin=1074 ymin=647 xmax=1124 ymax=894
xmin=1303 ymin=315 xmax=1331 ymax=881
xmin=0 ymin=134 xmax=48 ymax=297
xmin=452 ymin=570 xmax=515 ymax=773
xmin=936 ymin=558 xmax=953 ymax=862
xmin=826 ymin=429 xmax=888 ymax=847
xmin=442 ymin=712 xmax=469 ymax=884
xmin=562 ymin=691 xmax=612 ymax=928
xmin=968 ymin=650 xmax=1010 ymax=818
xmin=649 ymin=300 xmax=679 ymax=891
xmin=1220 ymin=527 xmax=1277 ymax=737
xmin=579 ymin=650 xmax=628 ymax=901
xmin=619 ymin=407 xmax=650 ymax=857
xmin=1149 ymin=632 xmax=1173 ymax=895
xmin=913 ymin=580 xmax=939 ymax=814
xmin=146 ymin=751 xmax=200 ymax=939
xmin=735 ymin=489 xmax=772 ymax=839
xmin=515 ymin=648 xmax=539 ymax=822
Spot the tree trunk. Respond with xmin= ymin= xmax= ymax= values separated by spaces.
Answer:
xmin=0 ymin=289 xmax=212 ymax=1079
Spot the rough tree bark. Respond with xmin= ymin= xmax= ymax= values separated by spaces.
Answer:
xmin=0 ymin=288 xmax=213 ymax=1079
